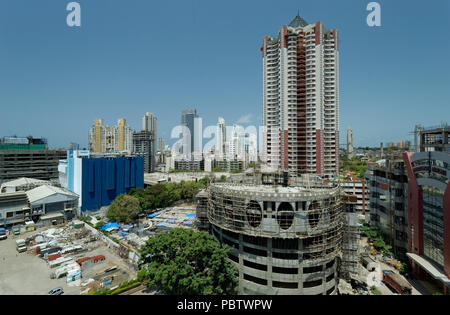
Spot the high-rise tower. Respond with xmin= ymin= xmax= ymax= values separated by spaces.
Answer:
xmin=262 ymin=14 xmax=339 ymax=177
xmin=88 ymin=118 xmax=105 ymax=153
xmin=181 ymin=109 xmax=199 ymax=155
xmin=216 ymin=117 xmax=227 ymax=158
xmin=347 ymin=128 xmax=354 ymax=159
xmin=88 ymin=118 xmax=133 ymax=153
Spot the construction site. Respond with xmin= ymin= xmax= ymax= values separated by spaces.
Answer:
xmin=0 ymin=221 xmax=138 ymax=295
xmin=98 ymin=204 xmax=198 ymax=252
xmin=203 ymin=171 xmax=349 ymax=295
xmin=197 ymin=171 xmax=420 ymax=295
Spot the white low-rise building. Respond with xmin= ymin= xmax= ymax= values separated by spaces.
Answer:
xmin=26 ymin=185 xmax=79 ymax=220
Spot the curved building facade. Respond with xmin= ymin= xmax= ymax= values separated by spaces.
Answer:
xmin=207 ymin=183 xmax=343 ymax=295
xmin=403 ymin=151 xmax=450 ymax=293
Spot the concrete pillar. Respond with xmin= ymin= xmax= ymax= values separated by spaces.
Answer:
xmin=298 ymin=239 xmax=304 ymax=294
xmin=267 ymin=238 xmax=273 ymax=288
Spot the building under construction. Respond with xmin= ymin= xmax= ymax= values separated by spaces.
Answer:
xmin=132 ymin=131 xmax=156 ymax=173
xmin=414 ymin=123 xmax=450 ymax=153
xmin=0 ymin=137 xmax=66 ymax=185
xmin=365 ymin=157 xmax=409 ymax=260
xmin=203 ymin=171 xmax=359 ymax=295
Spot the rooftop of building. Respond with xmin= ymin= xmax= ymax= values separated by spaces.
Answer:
xmin=289 ymin=13 xmax=309 ymax=28
xmin=69 ymin=150 xmax=141 ymax=159
xmin=195 ymin=189 xmax=208 ymax=198
xmin=210 ymin=182 xmax=339 ymax=195
xmin=0 ymin=136 xmax=47 ymax=145
xmin=0 ymin=191 xmax=28 ymax=201
xmin=418 ymin=123 xmax=449 ymax=133
xmin=0 ymin=177 xmax=51 ymax=189
xmin=26 ymin=185 xmax=78 ymax=204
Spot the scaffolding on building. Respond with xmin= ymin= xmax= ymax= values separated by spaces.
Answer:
xmin=206 ymin=180 xmax=344 ymax=266
xmin=340 ymin=194 xmax=360 ymax=279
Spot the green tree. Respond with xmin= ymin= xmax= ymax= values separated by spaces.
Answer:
xmin=95 ymin=221 xmax=106 ymax=229
xmin=127 ymin=179 xmax=207 ymax=211
xmin=106 ymin=194 xmax=141 ymax=223
xmin=137 ymin=228 xmax=238 ymax=295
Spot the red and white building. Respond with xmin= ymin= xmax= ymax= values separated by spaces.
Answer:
xmin=261 ymin=14 xmax=339 ymax=177
xmin=403 ymin=150 xmax=450 ymax=294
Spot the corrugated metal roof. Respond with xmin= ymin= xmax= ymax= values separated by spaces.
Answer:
xmin=1 ymin=177 xmax=50 ymax=189
xmin=26 ymin=185 xmax=78 ymax=203
xmin=0 ymin=191 xmax=28 ymax=201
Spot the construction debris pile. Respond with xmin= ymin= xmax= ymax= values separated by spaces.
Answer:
xmin=17 ymin=221 xmax=135 ymax=294
xmin=145 ymin=206 xmax=197 ymax=232
xmin=100 ymin=205 xmax=197 ymax=251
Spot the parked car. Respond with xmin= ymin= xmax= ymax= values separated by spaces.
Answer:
xmin=0 ymin=228 xmax=7 ymax=240
xmin=47 ymin=287 xmax=64 ymax=295
xmin=15 ymin=239 xmax=27 ymax=253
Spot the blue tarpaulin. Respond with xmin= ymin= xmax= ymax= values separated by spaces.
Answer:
xmin=147 ymin=212 xmax=161 ymax=218
xmin=100 ymin=222 xmax=120 ymax=231
xmin=156 ymin=222 xmax=169 ymax=227
xmin=185 ymin=214 xmax=196 ymax=218
xmin=184 ymin=220 xmax=194 ymax=225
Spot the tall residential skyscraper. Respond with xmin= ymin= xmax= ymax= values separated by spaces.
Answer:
xmin=347 ymin=128 xmax=354 ymax=159
xmin=181 ymin=109 xmax=199 ymax=154
xmin=115 ymin=118 xmax=133 ymax=153
xmin=89 ymin=118 xmax=133 ymax=153
xmin=89 ymin=118 xmax=105 ymax=153
xmin=216 ymin=117 xmax=226 ymax=158
xmin=262 ymin=14 xmax=339 ymax=177
xmin=142 ymin=112 xmax=157 ymax=157
xmin=117 ymin=118 xmax=126 ymax=151
xmin=158 ymin=138 xmax=166 ymax=152
xmin=142 ymin=112 xmax=157 ymax=135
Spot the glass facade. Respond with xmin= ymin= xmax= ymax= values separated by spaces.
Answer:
xmin=422 ymin=185 xmax=445 ymax=267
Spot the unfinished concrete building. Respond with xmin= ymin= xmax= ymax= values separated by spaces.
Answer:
xmin=415 ymin=123 xmax=449 ymax=153
xmin=207 ymin=179 xmax=344 ymax=295
xmin=195 ymin=190 xmax=209 ymax=232
xmin=366 ymin=157 xmax=409 ymax=260
xmin=0 ymin=136 xmax=65 ymax=185
xmin=0 ymin=150 xmax=66 ymax=185
xmin=340 ymin=194 xmax=360 ymax=280
xmin=133 ymin=131 xmax=156 ymax=173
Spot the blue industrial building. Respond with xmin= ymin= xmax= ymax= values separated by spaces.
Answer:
xmin=61 ymin=150 xmax=144 ymax=212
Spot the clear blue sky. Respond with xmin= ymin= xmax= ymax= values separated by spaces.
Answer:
xmin=1 ymin=0 xmax=449 ymax=149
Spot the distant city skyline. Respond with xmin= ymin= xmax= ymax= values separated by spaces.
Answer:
xmin=1 ymin=0 xmax=449 ymax=149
